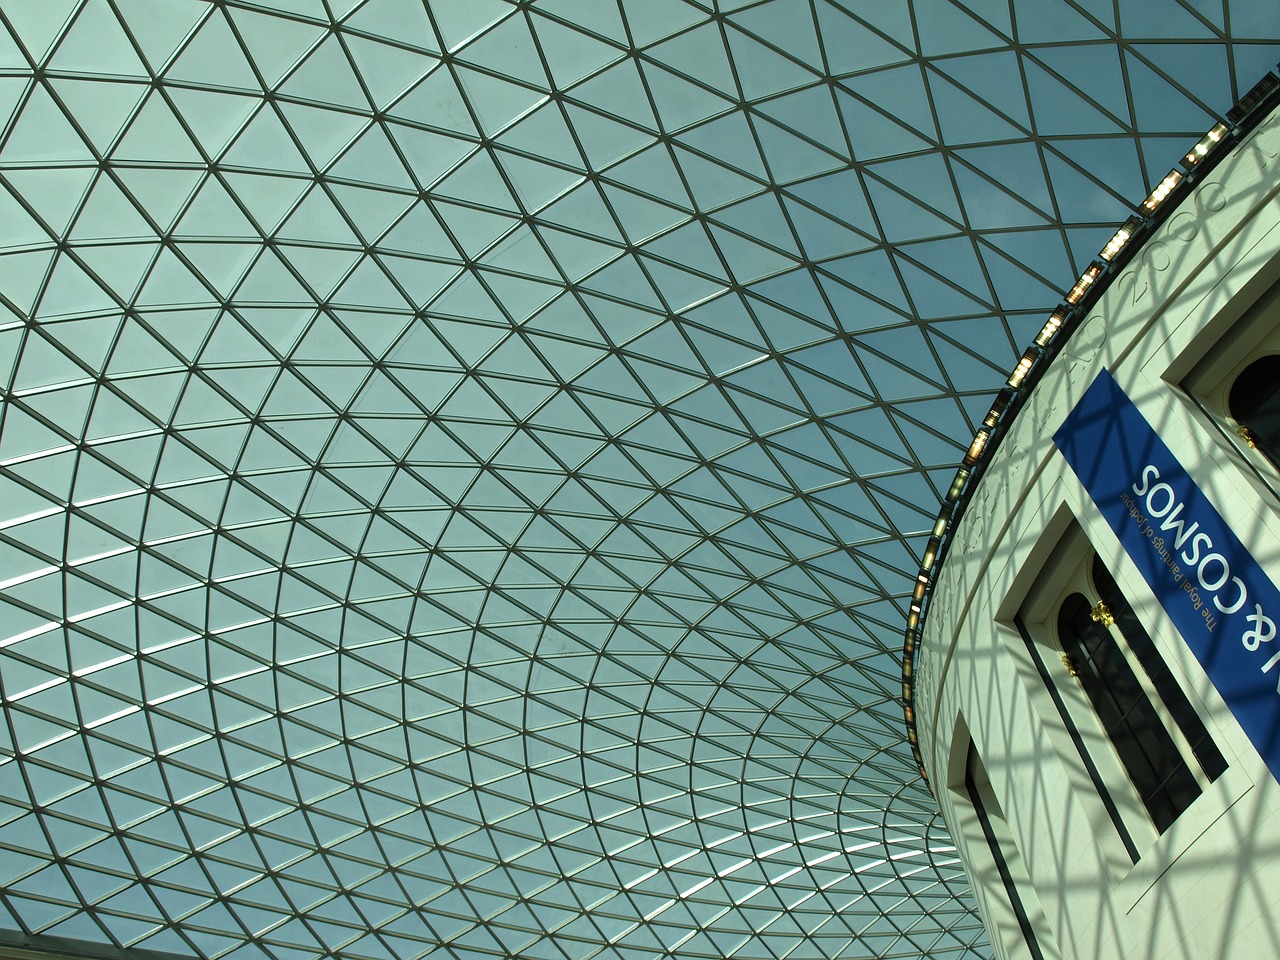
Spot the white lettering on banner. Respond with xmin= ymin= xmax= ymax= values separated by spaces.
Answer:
xmin=1131 ymin=464 xmax=1277 ymax=688
xmin=1146 ymin=482 xmax=1176 ymax=517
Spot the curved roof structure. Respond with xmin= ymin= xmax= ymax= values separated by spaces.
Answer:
xmin=0 ymin=3 xmax=1276 ymax=959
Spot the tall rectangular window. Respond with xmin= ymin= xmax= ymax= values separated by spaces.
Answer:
xmin=1017 ymin=527 xmax=1226 ymax=839
xmin=964 ymin=743 xmax=1049 ymax=960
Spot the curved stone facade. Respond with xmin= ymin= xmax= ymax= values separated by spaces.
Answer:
xmin=918 ymin=105 xmax=1280 ymax=960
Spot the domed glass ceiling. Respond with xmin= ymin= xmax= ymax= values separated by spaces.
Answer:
xmin=0 ymin=2 xmax=1276 ymax=959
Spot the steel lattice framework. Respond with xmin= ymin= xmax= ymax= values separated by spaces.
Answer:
xmin=0 ymin=2 xmax=1276 ymax=960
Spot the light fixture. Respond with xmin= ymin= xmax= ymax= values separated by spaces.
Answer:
xmin=983 ymin=391 xmax=1011 ymax=427
xmin=1099 ymin=216 xmax=1141 ymax=262
xmin=1065 ymin=264 xmax=1102 ymax=304
xmin=963 ymin=428 xmax=990 ymax=467
xmin=1183 ymin=122 xmax=1227 ymax=166
xmin=1142 ymin=169 xmax=1183 ymax=212
xmin=1006 ymin=347 xmax=1038 ymax=389
xmin=1034 ymin=307 xmax=1068 ymax=347
xmin=1227 ymin=71 xmax=1280 ymax=125
xmin=946 ymin=467 xmax=970 ymax=502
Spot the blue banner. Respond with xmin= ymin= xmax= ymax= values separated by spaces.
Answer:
xmin=1054 ymin=369 xmax=1280 ymax=781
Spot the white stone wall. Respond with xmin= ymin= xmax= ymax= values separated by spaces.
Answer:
xmin=918 ymin=105 xmax=1280 ymax=960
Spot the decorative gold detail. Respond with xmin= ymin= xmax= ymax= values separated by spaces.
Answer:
xmin=1061 ymin=654 xmax=1079 ymax=678
xmin=1238 ymin=424 xmax=1258 ymax=449
xmin=1089 ymin=600 xmax=1115 ymax=627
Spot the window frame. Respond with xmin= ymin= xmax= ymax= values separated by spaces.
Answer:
xmin=944 ymin=717 xmax=1062 ymax=960
xmin=1015 ymin=523 xmax=1224 ymax=848
xmin=1179 ymin=274 xmax=1280 ymax=496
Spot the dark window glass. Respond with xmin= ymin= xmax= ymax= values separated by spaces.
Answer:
xmin=965 ymin=744 xmax=1045 ymax=960
xmin=1058 ymin=591 xmax=1200 ymax=833
xmin=1092 ymin=558 xmax=1227 ymax=782
xmin=1229 ymin=354 xmax=1280 ymax=468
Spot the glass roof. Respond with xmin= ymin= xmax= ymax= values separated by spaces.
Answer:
xmin=0 ymin=2 xmax=1276 ymax=959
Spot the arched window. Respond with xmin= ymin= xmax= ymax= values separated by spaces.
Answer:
xmin=1229 ymin=353 xmax=1280 ymax=468
xmin=1056 ymin=557 xmax=1225 ymax=833
xmin=1092 ymin=558 xmax=1227 ymax=785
